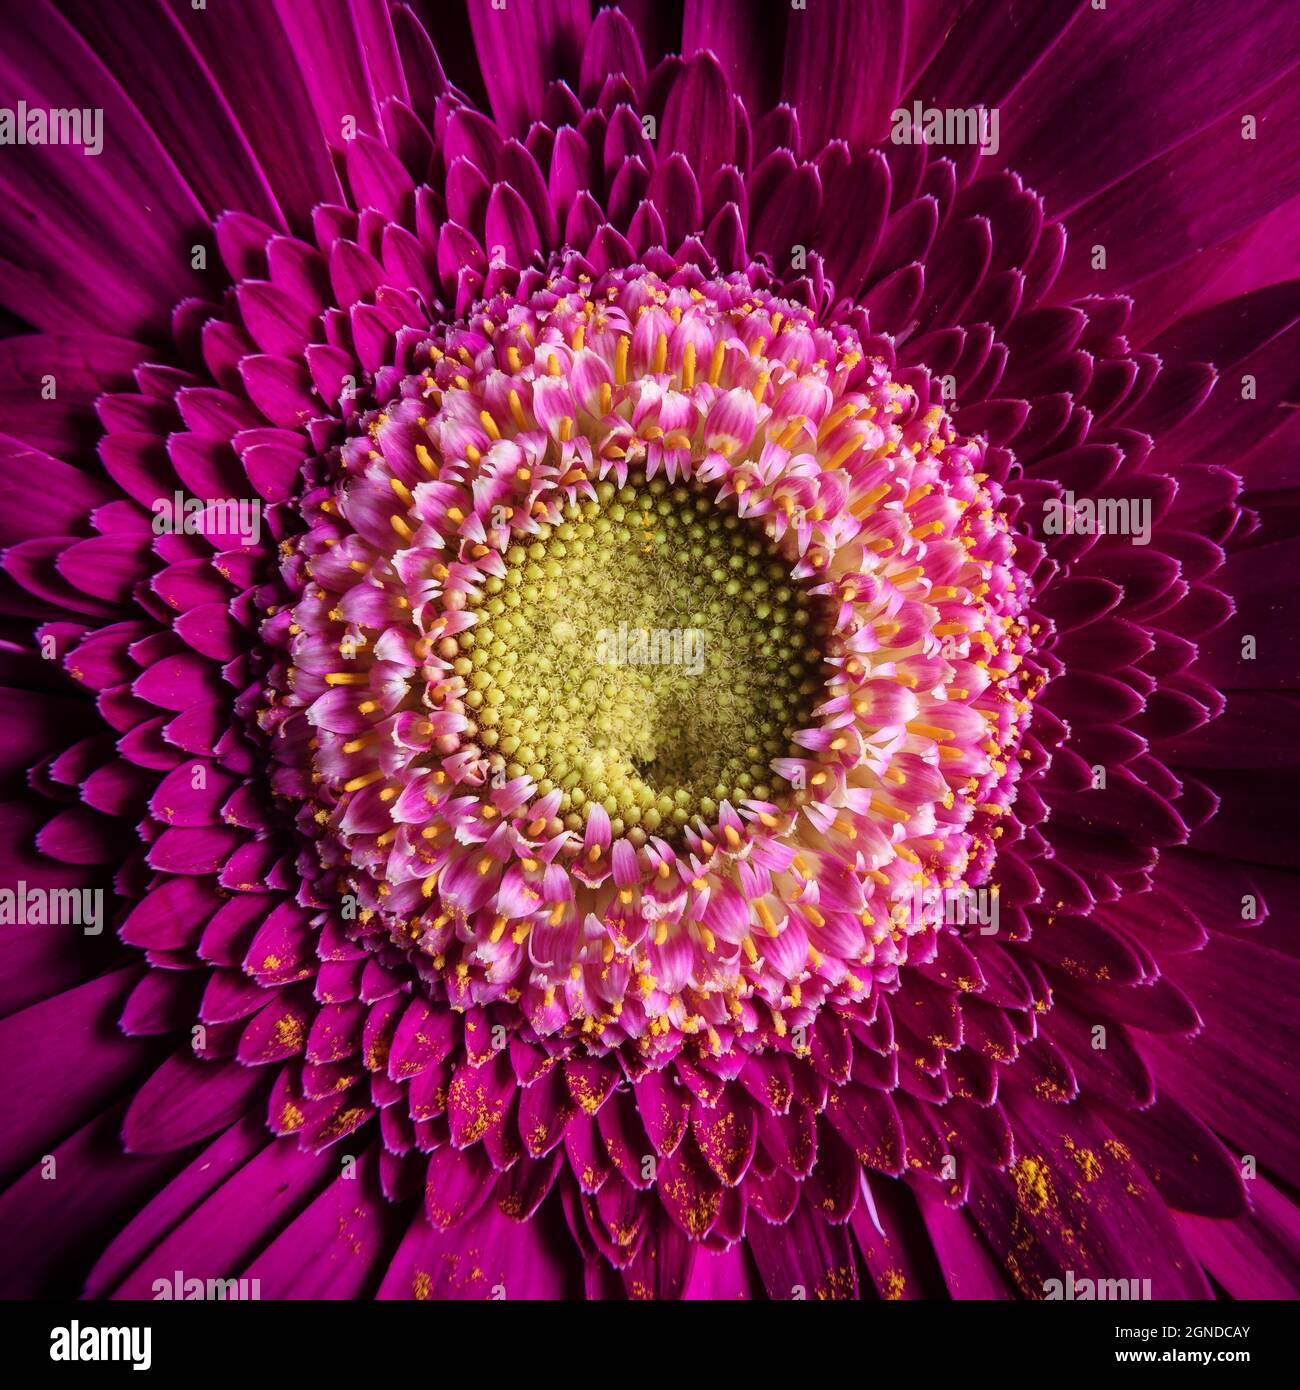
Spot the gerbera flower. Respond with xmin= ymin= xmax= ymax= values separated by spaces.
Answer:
xmin=1 ymin=0 xmax=1297 ymax=1302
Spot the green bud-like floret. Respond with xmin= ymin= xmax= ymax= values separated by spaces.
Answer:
xmin=462 ymin=475 xmax=823 ymax=838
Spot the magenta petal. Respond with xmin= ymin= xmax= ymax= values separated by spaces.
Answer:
xmin=123 ymin=1051 xmax=266 ymax=1153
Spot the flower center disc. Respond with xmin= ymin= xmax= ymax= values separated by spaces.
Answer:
xmin=463 ymin=473 xmax=824 ymax=841
xmin=274 ymin=259 xmax=1042 ymax=1054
